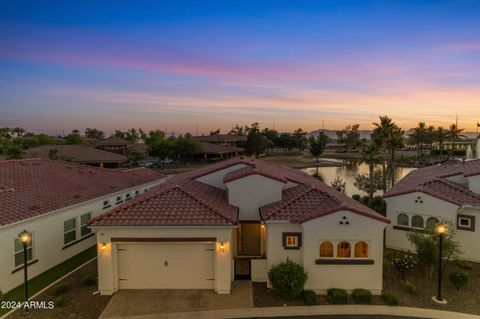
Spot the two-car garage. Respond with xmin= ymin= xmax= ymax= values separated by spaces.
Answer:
xmin=116 ymin=241 xmax=215 ymax=289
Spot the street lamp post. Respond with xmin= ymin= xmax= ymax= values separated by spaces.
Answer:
xmin=18 ymin=230 xmax=32 ymax=316
xmin=432 ymin=223 xmax=448 ymax=304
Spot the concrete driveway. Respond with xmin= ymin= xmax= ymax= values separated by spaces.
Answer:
xmin=100 ymin=281 xmax=253 ymax=318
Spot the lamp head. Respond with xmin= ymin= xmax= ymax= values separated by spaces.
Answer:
xmin=435 ymin=223 xmax=448 ymax=236
xmin=18 ymin=230 xmax=32 ymax=245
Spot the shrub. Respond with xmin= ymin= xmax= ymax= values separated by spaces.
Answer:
xmin=0 ymin=290 xmax=3 ymax=301
xmin=82 ymin=274 xmax=96 ymax=286
xmin=303 ymin=290 xmax=318 ymax=305
xmin=393 ymin=251 xmax=417 ymax=278
xmin=404 ymin=281 xmax=417 ymax=295
xmin=352 ymin=194 xmax=361 ymax=201
xmin=449 ymin=271 xmax=470 ymax=290
xmin=382 ymin=292 xmax=399 ymax=306
xmin=52 ymin=283 xmax=68 ymax=296
xmin=383 ymin=259 xmax=392 ymax=279
xmin=352 ymin=289 xmax=372 ymax=304
xmin=327 ymin=288 xmax=348 ymax=304
xmin=268 ymin=259 xmax=308 ymax=300
xmin=455 ymin=259 xmax=473 ymax=270
xmin=369 ymin=196 xmax=386 ymax=215
xmin=54 ymin=294 xmax=68 ymax=307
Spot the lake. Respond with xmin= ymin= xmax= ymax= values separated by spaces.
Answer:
xmin=302 ymin=159 xmax=416 ymax=196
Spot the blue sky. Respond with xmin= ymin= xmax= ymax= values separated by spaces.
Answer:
xmin=1 ymin=1 xmax=479 ymax=135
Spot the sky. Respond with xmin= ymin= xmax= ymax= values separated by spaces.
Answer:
xmin=1 ymin=0 xmax=480 ymax=135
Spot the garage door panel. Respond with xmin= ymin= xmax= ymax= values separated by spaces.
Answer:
xmin=117 ymin=242 xmax=214 ymax=289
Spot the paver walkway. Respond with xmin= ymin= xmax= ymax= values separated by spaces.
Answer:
xmin=100 ymin=281 xmax=253 ymax=318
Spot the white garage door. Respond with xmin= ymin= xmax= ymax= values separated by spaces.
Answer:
xmin=117 ymin=242 xmax=214 ymax=289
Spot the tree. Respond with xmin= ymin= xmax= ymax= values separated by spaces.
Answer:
xmin=229 ymin=124 xmax=245 ymax=136
xmin=145 ymin=130 xmax=166 ymax=147
xmin=48 ymin=148 xmax=59 ymax=160
xmin=435 ymin=126 xmax=448 ymax=157
xmin=330 ymin=177 xmax=346 ymax=193
xmin=11 ymin=127 xmax=26 ymax=138
xmin=6 ymin=145 xmax=24 ymax=159
xmin=372 ymin=116 xmax=399 ymax=193
xmin=65 ymin=131 xmax=82 ymax=144
xmin=386 ymin=127 xmax=404 ymax=186
xmin=84 ymin=128 xmax=105 ymax=139
xmin=276 ymin=133 xmax=296 ymax=152
xmin=124 ymin=128 xmax=140 ymax=142
xmin=149 ymin=137 xmax=174 ymax=165
xmin=293 ymin=128 xmax=308 ymax=151
xmin=113 ymin=130 xmax=126 ymax=139
xmin=447 ymin=123 xmax=465 ymax=156
xmin=173 ymin=135 xmax=201 ymax=163
xmin=356 ymin=143 xmax=382 ymax=201
xmin=209 ymin=129 xmax=221 ymax=135
xmin=244 ymin=123 xmax=268 ymax=158
xmin=309 ymin=133 xmax=329 ymax=162
xmin=407 ymin=221 xmax=461 ymax=279
xmin=336 ymin=124 xmax=361 ymax=152
xmin=262 ymin=128 xmax=278 ymax=155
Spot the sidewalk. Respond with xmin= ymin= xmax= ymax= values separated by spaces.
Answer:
xmin=108 ymin=305 xmax=480 ymax=319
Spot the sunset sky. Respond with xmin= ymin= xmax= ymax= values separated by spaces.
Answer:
xmin=1 ymin=1 xmax=480 ymax=135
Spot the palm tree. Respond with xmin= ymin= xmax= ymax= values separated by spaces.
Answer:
xmin=372 ymin=116 xmax=398 ymax=193
xmin=386 ymin=127 xmax=404 ymax=186
xmin=435 ymin=127 xmax=448 ymax=158
xmin=360 ymin=143 xmax=382 ymax=202
xmin=447 ymin=124 xmax=465 ymax=155
xmin=408 ymin=122 xmax=427 ymax=158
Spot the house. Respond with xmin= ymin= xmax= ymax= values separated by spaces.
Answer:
xmin=193 ymin=134 xmax=247 ymax=148
xmin=384 ymin=159 xmax=480 ymax=262
xmin=26 ymin=144 xmax=128 ymax=168
xmin=95 ymin=137 xmax=133 ymax=156
xmin=198 ymin=141 xmax=244 ymax=161
xmin=0 ymin=159 xmax=165 ymax=294
xmin=89 ymin=156 xmax=389 ymax=296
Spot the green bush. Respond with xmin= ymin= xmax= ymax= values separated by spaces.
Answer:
xmin=369 ymin=196 xmax=386 ymax=215
xmin=382 ymin=292 xmax=399 ymax=306
xmin=392 ymin=251 xmax=417 ymax=277
xmin=52 ymin=283 xmax=68 ymax=296
xmin=455 ymin=259 xmax=473 ymax=270
xmin=449 ymin=271 xmax=470 ymax=290
xmin=352 ymin=194 xmax=361 ymax=201
xmin=268 ymin=259 xmax=308 ymax=300
xmin=82 ymin=274 xmax=96 ymax=286
xmin=352 ymin=289 xmax=372 ymax=304
xmin=327 ymin=288 xmax=348 ymax=304
xmin=303 ymin=290 xmax=318 ymax=305
xmin=404 ymin=281 xmax=417 ymax=295
xmin=54 ymin=294 xmax=68 ymax=307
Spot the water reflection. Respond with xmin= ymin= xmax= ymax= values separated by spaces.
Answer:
xmin=302 ymin=159 xmax=416 ymax=196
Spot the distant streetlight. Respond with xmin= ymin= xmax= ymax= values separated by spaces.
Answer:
xmin=18 ymin=230 xmax=32 ymax=316
xmin=432 ymin=223 xmax=448 ymax=304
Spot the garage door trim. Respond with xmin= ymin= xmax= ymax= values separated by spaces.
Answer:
xmin=111 ymin=237 xmax=216 ymax=242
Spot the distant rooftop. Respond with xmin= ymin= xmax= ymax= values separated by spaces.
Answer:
xmin=26 ymin=144 xmax=128 ymax=164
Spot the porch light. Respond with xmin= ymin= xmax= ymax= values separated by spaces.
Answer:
xmin=101 ymin=243 xmax=107 ymax=250
xmin=219 ymin=242 xmax=225 ymax=252
xmin=261 ymin=224 xmax=265 ymax=229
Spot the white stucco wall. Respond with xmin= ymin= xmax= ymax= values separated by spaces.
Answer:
xmin=226 ymin=175 xmax=284 ymax=221
xmin=385 ymin=192 xmax=480 ymax=262
xmin=0 ymin=179 xmax=164 ymax=294
xmin=265 ymin=212 xmax=386 ymax=294
xmin=196 ymin=164 xmax=247 ymax=190
xmin=92 ymin=226 xmax=234 ymax=295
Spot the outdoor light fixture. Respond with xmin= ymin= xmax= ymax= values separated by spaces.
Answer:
xmin=219 ymin=242 xmax=225 ymax=252
xmin=101 ymin=243 xmax=107 ymax=250
xmin=18 ymin=229 xmax=32 ymax=316
xmin=432 ymin=223 xmax=448 ymax=304
xmin=261 ymin=224 xmax=265 ymax=229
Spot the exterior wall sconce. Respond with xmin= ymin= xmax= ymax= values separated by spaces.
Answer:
xmin=219 ymin=242 xmax=225 ymax=252
xmin=261 ymin=224 xmax=265 ymax=229
xmin=101 ymin=242 xmax=107 ymax=250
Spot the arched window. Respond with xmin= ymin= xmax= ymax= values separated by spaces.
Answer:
xmin=354 ymin=241 xmax=369 ymax=258
xmin=337 ymin=241 xmax=351 ymax=258
xmin=426 ymin=217 xmax=440 ymax=229
xmin=411 ymin=215 xmax=424 ymax=228
xmin=319 ymin=241 xmax=334 ymax=258
xmin=397 ymin=213 xmax=409 ymax=226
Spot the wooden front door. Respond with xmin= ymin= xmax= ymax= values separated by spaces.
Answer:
xmin=239 ymin=223 xmax=261 ymax=256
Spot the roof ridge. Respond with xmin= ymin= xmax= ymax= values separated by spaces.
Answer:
xmin=263 ymin=185 xmax=316 ymax=219
xmin=430 ymin=178 xmax=480 ymax=198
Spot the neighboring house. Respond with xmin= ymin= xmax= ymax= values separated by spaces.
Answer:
xmin=0 ymin=159 xmax=165 ymax=294
xmin=193 ymin=134 xmax=247 ymax=148
xmin=384 ymin=159 xmax=480 ymax=262
xmin=95 ymin=137 xmax=133 ymax=156
xmin=26 ymin=144 xmax=128 ymax=168
xmin=89 ymin=156 xmax=389 ymax=296
xmin=198 ymin=141 xmax=244 ymax=161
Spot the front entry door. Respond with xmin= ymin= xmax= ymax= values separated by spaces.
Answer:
xmin=240 ymin=223 xmax=261 ymax=255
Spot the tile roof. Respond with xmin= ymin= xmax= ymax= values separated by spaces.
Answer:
xmin=95 ymin=137 xmax=133 ymax=146
xmin=223 ymin=166 xmax=287 ymax=183
xmin=193 ymin=134 xmax=247 ymax=143
xmin=199 ymin=142 xmax=244 ymax=154
xmin=26 ymin=145 xmax=128 ymax=163
xmin=0 ymin=159 xmax=165 ymax=226
xmin=89 ymin=179 xmax=238 ymax=226
xmin=90 ymin=156 xmax=388 ymax=226
xmin=384 ymin=159 xmax=480 ymax=206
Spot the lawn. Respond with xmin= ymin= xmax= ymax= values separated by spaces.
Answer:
xmin=0 ymin=246 xmax=97 ymax=317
